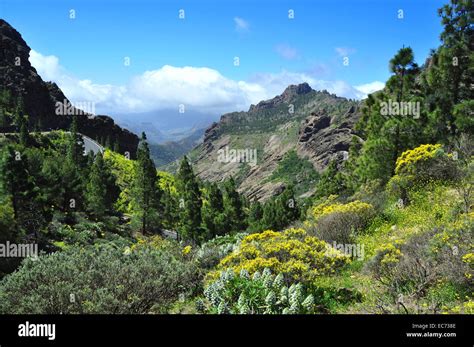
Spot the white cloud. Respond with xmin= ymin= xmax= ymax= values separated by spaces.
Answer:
xmin=29 ymin=49 xmax=376 ymax=117
xmin=354 ymin=81 xmax=385 ymax=97
xmin=335 ymin=47 xmax=356 ymax=57
xmin=29 ymin=49 xmax=126 ymax=110
xmin=275 ymin=44 xmax=299 ymax=60
xmin=234 ymin=17 xmax=249 ymax=32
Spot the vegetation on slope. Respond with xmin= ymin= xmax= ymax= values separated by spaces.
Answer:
xmin=0 ymin=0 xmax=472 ymax=315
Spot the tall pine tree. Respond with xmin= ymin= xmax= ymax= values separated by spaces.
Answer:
xmin=132 ymin=132 xmax=160 ymax=233
xmin=86 ymin=153 xmax=119 ymax=219
xmin=223 ymin=177 xmax=246 ymax=233
xmin=202 ymin=182 xmax=226 ymax=239
xmin=177 ymin=156 xmax=202 ymax=243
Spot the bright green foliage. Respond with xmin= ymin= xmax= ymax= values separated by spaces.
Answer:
xmin=158 ymin=171 xmax=179 ymax=229
xmin=270 ymin=150 xmax=320 ymax=195
xmin=103 ymin=149 xmax=135 ymax=214
xmin=315 ymin=160 xmax=347 ymax=198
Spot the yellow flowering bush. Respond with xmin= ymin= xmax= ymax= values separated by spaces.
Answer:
xmin=130 ymin=235 xmax=170 ymax=252
xmin=307 ymin=197 xmax=375 ymax=243
xmin=182 ymin=245 xmax=192 ymax=256
xmin=312 ymin=199 xmax=374 ymax=222
xmin=444 ymin=300 xmax=474 ymax=314
xmin=395 ymin=144 xmax=442 ymax=175
xmin=393 ymin=144 xmax=458 ymax=183
xmin=388 ymin=144 xmax=459 ymax=200
xmin=209 ymin=228 xmax=350 ymax=283
xmin=376 ymin=241 xmax=404 ymax=264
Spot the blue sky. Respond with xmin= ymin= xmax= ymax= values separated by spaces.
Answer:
xmin=1 ymin=0 xmax=447 ymax=115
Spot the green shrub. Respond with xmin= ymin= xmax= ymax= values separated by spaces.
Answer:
xmin=307 ymin=197 xmax=375 ymax=243
xmin=367 ymin=217 xmax=473 ymax=313
xmin=195 ymin=233 xmax=247 ymax=270
xmin=0 ymin=242 xmax=202 ymax=314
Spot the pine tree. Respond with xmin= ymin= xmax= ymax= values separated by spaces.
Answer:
xmin=422 ymin=0 xmax=474 ymax=139
xmin=223 ymin=177 xmax=246 ymax=233
xmin=67 ymin=116 xmax=85 ymax=166
xmin=105 ymin=135 xmax=112 ymax=149
xmin=177 ymin=156 xmax=202 ymax=242
xmin=86 ymin=153 xmax=118 ymax=218
xmin=0 ymin=146 xmax=39 ymax=232
xmin=14 ymin=96 xmax=30 ymax=146
xmin=262 ymin=200 xmax=277 ymax=230
xmin=276 ymin=185 xmax=300 ymax=227
xmin=247 ymin=200 xmax=263 ymax=232
xmin=389 ymin=47 xmax=418 ymax=102
xmin=18 ymin=115 xmax=29 ymax=147
xmin=202 ymin=182 xmax=225 ymax=238
xmin=113 ymin=140 xmax=120 ymax=153
xmin=315 ymin=160 xmax=347 ymax=198
xmin=132 ymin=132 xmax=160 ymax=233
xmin=353 ymin=47 xmax=421 ymax=184
xmin=0 ymin=106 xmax=8 ymax=131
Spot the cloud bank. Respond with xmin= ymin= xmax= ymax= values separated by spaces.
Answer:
xmin=29 ymin=49 xmax=384 ymax=116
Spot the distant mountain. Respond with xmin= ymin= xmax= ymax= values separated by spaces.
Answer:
xmin=150 ymin=126 xmax=206 ymax=168
xmin=0 ymin=19 xmax=139 ymax=156
xmin=113 ymin=109 xmax=218 ymax=144
xmin=185 ymin=83 xmax=361 ymax=201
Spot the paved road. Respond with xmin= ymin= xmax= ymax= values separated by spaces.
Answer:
xmin=81 ymin=134 xmax=103 ymax=155
xmin=1 ymin=131 xmax=104 ymax=156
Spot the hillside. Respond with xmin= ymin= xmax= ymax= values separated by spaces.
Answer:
xmin=0 ymin=19 xmax=139 ymax=155
xmin=186 ymin=83 xmax=360 ymax=201
xmin=150 ymin=126 xmax=205 ymax=167
xmin=0 ymin=0 xmax=472 ymax=324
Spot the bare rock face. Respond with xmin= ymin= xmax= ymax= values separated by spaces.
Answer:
xmin=0 ymin=19 xmax=139 ymax=156
xmin=299 ymin=113 xmax=331 ymax=142
xmin=191 ymin=82 xmax=361 ymax=202
xmin=297 ymin=107 xmax=360 ymax=171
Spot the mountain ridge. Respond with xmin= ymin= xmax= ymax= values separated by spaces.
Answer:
xmin=185 ymin=83 xmax=361 ymax=201
xmin=0 ymin=19 xmax=139 ymax=156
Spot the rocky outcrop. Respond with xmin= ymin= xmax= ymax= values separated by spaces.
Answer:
xmin=297 ymin=107 xmax=360 ymax=171
xmin=0 ymin=19 xmax=139 ymax=156
xmin=248 ymin=82 xmax=313 ymax=112
xmin=190 ymin=82 xmax=361 ymax=201
xmin=299 ymin=113 xmax=331 ymax=142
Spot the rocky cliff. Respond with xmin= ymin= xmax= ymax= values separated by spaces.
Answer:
xmin=188 ymin=83 xmax=361 ymax=201
xmin=0 ymin=19 xmax=139 ymax=156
